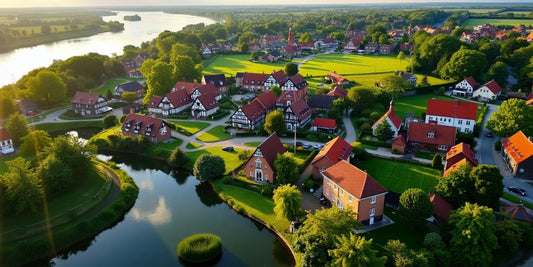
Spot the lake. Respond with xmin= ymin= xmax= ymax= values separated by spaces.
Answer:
xmin=0 ymin=11 xmax=216 ymax=87
xmin=50 ymin=154 xmax=295 ymax=266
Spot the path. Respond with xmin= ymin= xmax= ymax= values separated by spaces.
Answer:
xmin=88 ymin=164 xmax=122 ymax=218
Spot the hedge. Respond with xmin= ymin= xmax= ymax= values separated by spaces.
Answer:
xmin=221 ymin=176 xmax=275 ymax=197
xmin=177 ymin=234 xmax=222 ymax=263
xmin=360 ymin=138 xmax=392 ymax=148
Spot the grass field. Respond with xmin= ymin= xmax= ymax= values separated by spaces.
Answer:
xmin=170 ymin=121 xmax=210 ymax=135
xmin=462 ymin=18 xmax=533 ymax=27
xmin=156 ymin=138 xmax=183 ymax=150
xmin=196 ymin=126 xmax=232 ymax=142
xmin=186 ymin=142 xmax=203 ymax=149
xmin=92 ymin=78 xmax=136 ymax=96
xmin=244 ymin=141 xmax=261 ymax=147
xmin=186 ymin=146 xmax=242 ymax=173
xmin=203 ymin=54 xmax=286 ymax=76
xmin=299 ymin=54 xmax=410 ymax=77
xmin=354 ymin=157 xmax=440 ymax=193
xmin=35 ymin=121 xmax=103 ymax=133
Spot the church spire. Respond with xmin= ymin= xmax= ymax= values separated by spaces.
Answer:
xmin=389 ymin=98 xmax=395 ymax=112
xmin=288 ymin=26 xmax=294 ymax=45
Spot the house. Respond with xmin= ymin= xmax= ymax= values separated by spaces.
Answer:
xmin=428 ymin=194 xmax=453 ymax=224
xmin=453 ymin=76 xmax=479 ymax=96
xmin=504 ymin=204 xmax=533 ymax=223
xmin=505 ymin=91 xmax=527 ymax=100
xmin=407 ymin=122 xmax=457 ymax=152
xmin=308 ymin=95 xmax=337 ymax=112
xmin=134 ymin=53 xmax=150 ymax=68
xmin=298 ymin=42 xmax=315 ymax=50
xmin=314 ymin=38 xmax=338 ymax=50
xmin=328 ymin=86 xmax=347 ymax=98
xmin=283 ymin=98 xmax=312 ymax=131
xmin=241 ymin=72 xmax=269 ymax=92
xmin=262 ymin=50 xmax=282 ymax=62
xmin=202 ymin=74 xmax=228 ymax=97
xmin=395 ymin=71 xmax=417 ymax=87
xmin=121 ymin=58 xmax=136 ymax=71
xmin=343 ymin=38 xmax=363 ymax=52
xmin=443 ymin=158 xmax=472 ymax=177
xmin=399 ymin=43 xmax=414 ymax=52
xmin=264 ymin=70 xmax=288 ymax=91
xmin=127 ymin=69 xmax=143 ymax=79
xmin=502 ymin=130 xmax=533 ymax=178
xmin=284 ymin=44 xmax=302 ymax=58
xmin=372 ymin=99 xmax=402 ymax=138
xmin=200 ymin=44 xmax=212 ymax=57
xmin=71 ymin=91 xmax=111 ymax=117
xmin=444 ymin=142 xmax=478 ymax=171
xmin=379 ymin=44 xmax=392 ymax=55
xmin=230 ymin=91 xmax=277 ymax=130
xmin=235 ymin=72 xmax=245 ymax=87
xmin=121 ymin=113 xmax=171 ymax=143
xmin=248 ymin=43 xmax=260 ymax=52
xmin=364 ymin=42 xmax=379 ymax=54
xmin=191 ymin=93 xmax=220 ymax=118
xmin=527 ymin=32 xmax=533 ymax=42
xmin=322 ymin=160 xmax=387 ymax=225
xmin=473 ymin=80 xmax=503 ymax=101
xmin=14 ymin=99 xmax=38 ymax=116
xmin=121 ymin=103 xmax=144 ymax=115
xmin=244 ymin=133 xmax=286 ymax=183
xmin=311 ymin=137 xmax=352 ymax=179
xmin=0 ymin=128 xmax=14 ymax=154
xmin=147 ymin=89 xmax=193 ymax=116
xmin=425 ymin=99 xmax=477 ymax=133
xmin=391 ymin=135 xmax=406 ymax=154
xmin=311 ymin=118 xmax=337 ymax=134
xmin=277 ymin=74 xmax=308 ymax=109
xmin=325 ymin=71 xmax=350 ymax=85
xmin=114 ymin=81 xmax=144 ymax=100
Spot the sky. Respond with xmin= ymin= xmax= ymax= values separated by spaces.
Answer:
xmin=0 ymin=0 xmax=532 ymax=8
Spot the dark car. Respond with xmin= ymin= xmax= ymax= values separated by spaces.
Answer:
xmin=508 ymin=186 xmax=527 ymax=196
xmin=222 ymin=146 xmax=234 ymax=152
xmin=296 ymin=141 xmax=303 ymax=147
xmin=486 ymin=131 xmax=493 ymax=137
xmin=302 ymin=144 xmax=312 ymax=149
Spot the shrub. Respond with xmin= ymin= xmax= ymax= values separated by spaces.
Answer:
xmin=431 ymin=154 xmax=443 ymax=169
xmin=494 ymin=140 xmax=502 ymax=151
xmin=177 ymin=234 xmax=222 ymax=263
xmin=193 ymin=154 xmax=225 ymax=181
xmin=351 ymin=142 xmax=368 ymax=160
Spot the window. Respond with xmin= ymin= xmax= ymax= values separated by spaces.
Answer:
xmin=250 ymin=171 xmax=253 ymax=177
xmin=349 ymin=196 xmax=353 ymax=202
xmin=458 ymin=120 xmax=463 ymax=124
xmin=256 ymin=159 xmax=261 ymax=169
xmin=334 ymin=184 xmax=337 ymax=190
xmin=370 ymin=208 xmax=375 ymax=216
xmin=325 ymin=189 xmax=329 ymax=196
xmin=466 ymin=121 xmax=471 ymax=125
xmin=371 ymin=196 xmax=376 ymax=204
xmin=320 ymin=167 xmax=326 ymax=172
xmin=427 ymin=131 xmax=435 ymax=139
xmin=266 ymin=174 xmax=269 ymax=180
xmin=340 ymin=190 xmax=344 ymax=196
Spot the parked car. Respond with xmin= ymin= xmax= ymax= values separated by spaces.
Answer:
xmin=508 ymin=186 xmax=527 ymax=196
xmin=296 ymin=141 xmax=303 ymax=147
xmin=486 ymin=131 xmax=493 ymax=137
xmin=302 ymin=144 xmax=312 ymax=149
xmin=222 ymin=146 xmax=234 ymax=152
xmin=313 ymin=144 xmax=324 ymax=150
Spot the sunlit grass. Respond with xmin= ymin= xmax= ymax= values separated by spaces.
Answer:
xmin=203 ymin=54 xmax=286 ymax=76
xmin=196 ymin=126 xmax=232 ymax=142
xmin=185 ymin=146 xmax=242 ymax=173
xmin=170 ymin=121 xmax=210 ymax=135
xmin=299 ymin=54 xmax=410 ymax=77
xmin=186 ymin=142 xmax=203 ymax=149
xmin=462 ymin=18 xmax=533 ymax=27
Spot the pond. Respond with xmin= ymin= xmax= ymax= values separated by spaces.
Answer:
xmin=50 ymin=153 xmax=295 ymax=266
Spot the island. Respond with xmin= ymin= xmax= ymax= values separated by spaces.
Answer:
xmin=124 ymin=14 xmax=141 ymax=21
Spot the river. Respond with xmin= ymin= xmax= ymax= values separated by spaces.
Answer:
xmin=50 ymin=154 xmax=295 ymax=266
xmin=0 ymin=11 xmax=216 ymax=87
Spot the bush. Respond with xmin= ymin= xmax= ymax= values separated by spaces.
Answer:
xmin=351 ymin=142 xmax=368 ymax=160
xmin=103 ymin=114 xmax=117 ymax=129
xmin=177 ymin=234 xmax=222 ymax=263
xmin=494 ymin=140 xmax=502 ymax=151
xmin=193 ymin=154 xmax=225 ymax=181
xmin=431 ymin=154 xmax=443 ymax=169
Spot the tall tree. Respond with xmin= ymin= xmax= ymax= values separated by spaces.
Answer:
xmin=414 ymin=34 xmax=462 ymax=74
xmin=121 ymin=91 xmax=138 ymax=103
xmin=1 ymin=157 xmax=41 ymax=215
xmin=274 ymin=153 xmax=299 ymax=185
xmin=329 ymin=234 xmax=386 ymax=267
xmin=488 ymin=61 xmax=509 ymax=88
xmin=0 ymin=96 xmax=17 ymax=119
xmin=143 ymin=61 xmax=174 ymax=103
xmin=347 ymin=87 xmax=376 ymax=114
xmin=487 ymin=98 xmax=533 ymax=137
xmin=385 ymin=239 xmax=429 ymax=267
xmin=26 ymin=70 xmax=67 ymax=105
xmin=172 ymin=55 xmax=201 ymax=83
xmin=435 ymin=163 xmax=474 ymax=208
xmin=45 ymin=136 xmax=95 ymax=179
xmin=103 ymin=114 xmax=117 ymax=129
xmin=380 ymin=75 xmax=410 ymax=95
xmin=168 ymin=147 xmax=187 ymax=169
xmin=399 ymin=188 xmax=434 ymax=227
xmin=449 ymin=203 xmax=498 ymax=267
xmin=193 ymin=154 xmax=225 ymax=181
xmin=37 ymin=154 xmax=73 ymax=194
xmin=440 ymin=48 xmax=488 ymax=81
xmin=264 ymin=110 xmax=286 ymax=135
xmin=270 ymin=85 xmax=281 ymax=97
xmin=170 ymin=43 xmax=202 ymax=65
xmin=20 ymin=130 xmax=52 ymax=156
xmin=273 ymin=184 xmax=302 ymax=221
xmin=5 ymin=113 xmax=30 ymax=147
xmin=470 ymin=165 xmax=503 ymax=209
xmin=285 ymin=62 xmax=299 ymax=77
xmin=374 ymin=120 xmax=394 ymax=142
xmin=397 ymin=51 xmax=405 ymax=63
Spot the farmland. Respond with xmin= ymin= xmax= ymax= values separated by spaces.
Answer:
xmin=462 ymin=18 xmax=533 ymax=27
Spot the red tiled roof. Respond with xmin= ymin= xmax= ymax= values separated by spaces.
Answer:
xmin=464 ymin=76 xmax=479 ymax=88
xmin=428 ymin=194 xmax=453 ymax=221
xmin=443 ymin=158 xmax=472 ymax=177
xmin=71 ymin=91 xmax=106 ymax=106
xmin=312 ymin=118 xmax=337 ymax=129
xmin=288 ymin=74 xmax=307 ymax=89
xmin=322 ymin=160 xmax=387 ymax=199
xmin=0 ymin=128 xmax=11 ymax=140
xmin=242 ymin=72 xmax=269 ymax=86
xmin=426 ymin=99 xmax=477 ymax=120
xmin=271 ymin=70 xmax=288 ymax=84
xmin=121 ymin=113 xmax=169 ymax=139
xmin=240 ymin=100 xmax=265 ymax=121
xmin=328 ymin=86 xmax=347 ymax=98
xmin=165 ymin=89 xmax=193 ymax=108
xmin=482 ymin=80 xmax=503 ymax=95
xmin=372 ymin=102 xmax=402 ymax=129
xmin=446 ymin=142 xmax=479 ymax=166
xmin=407 ymin=122 xmax=456 ymax=147
xmin=174 ymin=81 xmax=203 ymax=95
xmin=147 ymin=96 xmax=162 ymax=109
xmin=254 ymin=133 xmax=286 ymax=168
xmin=288 ymin=98 xmax=312 ymax=120
xmin=195 ymin=93 xmax=219 ymax=110
xmin=326 ymin=71 xmax=349 ymax=83
xmin=312 ymin=137 xmax=352 ymax=165
xmin=502 ymin=130 xmax=533 ymax=164
xmin=505 ymin=204 xmax=533 ymax=223
xmin=254 ymin=91 xmax=277 ymax=110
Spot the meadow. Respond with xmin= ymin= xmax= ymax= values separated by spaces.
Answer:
xmin=203 ymin=54 xmax=286 ymax=76
xmin=462 ymin=18 xmax=533 ymax=27
xmin=298 ymin=54 xmax=410 ymax=77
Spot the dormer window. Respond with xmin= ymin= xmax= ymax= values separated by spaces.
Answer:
xmin=134 ymin=121 xmax=142 ymax=134
xmin=427 ymin=131 xmax=435 ymax=139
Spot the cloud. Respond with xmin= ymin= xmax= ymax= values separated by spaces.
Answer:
xmin=131 ymin=196 xmax=172 ymax=225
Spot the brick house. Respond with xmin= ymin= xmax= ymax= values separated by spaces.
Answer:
xmin=244 ymin=133 xmax=286 ymax=183
xmin=407 ymin=122 xmax=457 ymax=152
xmin=322 ymin=160 xmax=388 ymax=225
xmin=121 ymin=113 xmax=171 ymax=143
xmin=425 ymin=99 xmax=477 ymax=133
xmin=0 ymin=128 xmax=14 ymax=154
xmin=502 ymin=130 xmax=533 ymax=178
xmin=71 ymin=91 xmax=110 ymax=117
xmin=311 ymin=136 xmax=352 ymax=179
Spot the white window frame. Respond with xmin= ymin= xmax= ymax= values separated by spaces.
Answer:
xmin=371 ymin=196 xmax=376 ymax=204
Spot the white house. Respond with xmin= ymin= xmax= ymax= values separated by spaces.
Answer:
xmin=0 ymin=128 xmax=14 ymax=154
xmin=425 ymin=99 xmax=477 ymax=133
xmin=372 ymin=100 xmax=402 ymax=138
xmin=191 ymin=93 xmax=220 ymax=118
xmin=395 ymin=71 xmax=417 ymax=87
xmin=147 ymin=90 xmax=193 ymax=116
xmin=263 ymin=70 xmax=288 ymax=91
xmin=453 ymin=76 xmax=479 ymax=96
xmin=473 ymin=80 xmax=503 ymax=101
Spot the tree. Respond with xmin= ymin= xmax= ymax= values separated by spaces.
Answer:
xmin=273 ymin=184 xmax=302 ymax=221
xmin=238 ymin=42 xmax=249 ymax=53
xmin=106 ymin=88 xmax=113 ymax=100
xmin=171 ymin=55 xmax=201 ymax=82
xmin=270 ymin=85 xmax=282 ymax=97
xmin=412 ymin=34 xmax=462 ymax=74
xmin=168 ymin=147 xmax=187 ymax=169
xmin=329 ymin=233 xmax=386 ymax=267
xmin=375 ymin=89 xmax=394 ymax=110
xmin=193 ymin=154 xmax=225 ymax=181
xmin=263 ymin=110 xmax=286 ymax=135
xmin=347 ymin=87 xmax=376 ymax=114
xmin=103 ymin=114 xmax=117 ymax=129
xmin=448 ymin=203 xmax=498 ymax=267
xmin=380 ymin=75 xmax=410 ymax=95
xmin=1 ymin=157 xmax=41 ymax=215
xmin=170 ymin=43 xmax=201 ymax=64
xmin=237 ymin=149 xmax=252 ymax=161
xmin=0 ymin=96 xmax=16 ymax=119
xmin=440 ymin=48 xmax=488 ymax=81
xmin=495 ymin=218 xmax=523 ymax=253
xmin=20 ymin=130 xmax=51 ymax=156
xmin=397 ymin=51 xmax=405 ymax=63
xmin=143 ymin=61 xmax=175 ymax=103
xmin=37 ymin=154 xmax=73 ymax=194
xmin=399 ymin=188 xmax=434 ymax=227
xmin=299 ymin=33 xmax=313 ymax=42
xmin=374 ymin=120 xmax=394 ymax=142
xmin=294 ymin=207 xmax=362 ymax=266
xmin=5 ymin=113 xmax=30 ymax=147
xmin=488 ymin=61 xmax=509 ymax=88
xmin=121 ymin=91 xmax=138 ymax=103
xmin=385 ymin=239 xmax=429 ymax=267
xmin=431 ymin=154 xmax=443 ymax=169
xmin=435 ymin=163 xmax=474 ymax=208
xmin=26 ymin=70 xmax=67 ymax=105
xmin=285 ymin=62 xmax=298 ymax=77
xmin=45 ymin=136 xmax=95 ymax=180
xmin=487 ymin=98 xmax=533 ymax=137
xmin=470 ymin=165 xmax=503 ymax=209
xmin=274 ymin=153 xmax=299 ymax=185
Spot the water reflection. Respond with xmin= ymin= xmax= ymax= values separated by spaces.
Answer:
xmin=131 ymin=196 xmax=172 ymax=225
xmin=195 ymin=181 xmax=224 ymax=207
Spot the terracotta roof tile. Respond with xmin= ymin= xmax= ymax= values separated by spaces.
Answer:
xmin=426 ymin=99 xmax=477 ymax=120
xmin=271 ymin=70 xmax=288 ymax=84
xmin=287 ymin=98 xmax=312 ymax=120
xmin=71 ymin=91 xmax=106 ymax=106
xmin=407 ymin=122 xmax=456 ymax=146
xmin=443 ymin=158 xmax=472 ymax=177
xmin=254 ymin=133 xmax=286 ymax=167
xmin=288 ymin=74 xmax=307 ymax=89
xmin=147 ymin=96 xmax=163 ymax=109
xmin=322 ymin=160 xmax=387 ymax=199
xmin=446 ymin=142 xmax=478 ymax=167
xmin=326 ymin=72 xmax=349 ymax=83
xmin=372 ymin=101 xmax=402 ymax=129
xmin=0 ymin=128 xmax=11 ymax=140
xmin=165 ymin=89 xmax=193 ymax=108
xmin=464 ymin=76 xmax=479 ymax=88
xmin=481 ymin=80 xmax=503 ymax=95
xmin=428 ymin=193 xmax=453 ymax=221
xmin=195 ymin=93 xmax=219 ymax=110
xmin=312 ymin=137 xmax=352 ymax=166
xmin=312 ymin=118 xmax=337 ymax=129
xmin=242 ymin=72 xmax=269 ymax=85
xmin=328 ymin=86 xmax=347 ymax=98
xmin=121 ymin=113 xmax=169 ymax=138
xmin=254 ymin=91 xmax=277 ymax=110
xmin=502 ymin=130 xmax=533 ymax=163
xmin=174 ymin=81 xmax=203 ymax=95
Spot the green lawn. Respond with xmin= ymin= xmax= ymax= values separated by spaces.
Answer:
xmin=169 ymin=121 xmax=210 ymax=135
xmin=361 ymin=94 xmax=456 ymax=120
xmin=186 ymin=146 xmax=242 ymax=173
xmin=196 ymin=126 xmax=232 ymax=142
xmin=186 ymin=142 xmax=203 ymax=149
xmin=156 ymin=138 xmax=183 ymax=150
xmin=354 ymin=157 xmax=440 ymax=194
xmin=244 ymin=141 xmax=261 ymax=147
xmin=203 ymin=54 xmax=287 ymax=76
xmin=92 ymin=78 xmax=138 ymax=96
xmin=35 ymin=121 xmax=103 ymax=133
xmin=462 ymin=18 xmax=533 ymax=27
xmin=299 ymin=54 xmax=409 ymax=77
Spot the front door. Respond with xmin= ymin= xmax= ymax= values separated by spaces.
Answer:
xmin=255 ymin=170 xmax=263 ymax=181
xmin=369 ymin=216 xmax=374 ymax=225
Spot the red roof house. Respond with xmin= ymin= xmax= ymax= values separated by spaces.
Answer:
xmin=425 ymin=99 xmax=477 ymax=133
xmin=241 ymin=72 xmax=269 ymax=92
xmin=121 ymin=113 xmax=171 ymax=143
xmin=428 ymin=193 xmax=453 ymax=224
xmin=0 ymin=128 xmax=14 ymax=154
xmin=445 ymin=142 xmax=478 ymax=171
xmin=502 ymin=130 xmax=533 ymax=178
xmin=311 ymin=137 xmax=352 ymax=178
xmin=284 ymin=98 xmax=312 ymax=130
xmin=191 ymin=93 xmax=220 ymax=118
xmin=504 ymin=204 xmax=533 ymax=223
xmin=372 ymin=99 xmax=402 ymax=138
xmin=244 ymin=133 xmax=286 ymax=183
xmin=70 ymin=91 xmax=110 ymax=117
xmin=407 ymin=122 xmax=457 ymax=152
xmin=311 ymin=118 xmax=338 ymax=134
xmin=328 ymin=86 xmax=347 ymax=98
xmin=325 ymin=71 xmax=350 ymax=85
xmin=443 ymin=158 xmax=472 ymax=177
xmin=473 ymin=79 xmax=503 ymax=101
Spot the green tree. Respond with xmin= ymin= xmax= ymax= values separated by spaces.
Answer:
xmin=399 ymin=188 xmax=434 ymax=227
xmin=374 ymin=120 xmax=394 ymax=142
xmin=470 ymin=165 xmax=503 ymax=209
xmin=26 ymin=70 xmax=67 ymax=105
xmin=139 ymin=58 xmax=157 ymax=78
xmin=299 ymin=33 xmax=313 ymax=42
xmin=103 ymin=114 xmax=117 ymax=129
xmin=270 ymin=85 xmax=282 ymax=97
xmin=431 ymin=154 xmax=443 ymax=169
xmin=274 ymin=153 xmax=299 ymax=185
xmin=106 ymin=88 xmax=113 ymax=100
xmin=273 ymin=184 xmax=302 ymax=221
xmin=385 ymin=239 xmax=429 ymax=267
xmin=487 ymin=98 xmax=533 ymax=137
xmin=449 ymin=203 xmax=498 ymax=267
xmin=37 ymin=154 xmax=73 ymax=194
xmin=347 ymin=87 xmax=376 ymax=114
xmin=285 ymin=62 xmax=299 ymax=77
xmin=294 ymin=207 xmax=362 ymax=266
xmin=329 ymin=233 xmax=386 ymax=267
xmin=495 ymin=218 xmax=523 ymax=253
xmin=263 ymin=110 xmax=286 ymax=135
xmin=121 ymin=91 xmax=138 ymax=103
xmin=380 ymin=75 xmax=410 ymax=95
xmin=193 ymin=154 xmax=225 ymax=181
xmin=397 ymin=51 xmax=405 ymax=62
xmin=45 ymin=136 xmax=95 ymax=179
xmin=435 ymin=163 xmax=474 ymax=208
xmin=1 ymin=157 xmax=41 ymax=215
xmin=20 ymin=130 xmax=51 ymax=156
xmin=488 ymin=61 xmax=509 ymax=88
xmin=171 ymin=55 xmax=201 ymax=82
xmin=375 ymin=89 xmax=394 ymax=110
xmin=238 ymin=42 xmax=249 ymax=53
xmin=5 ymin=113 xmax=30 ymax=147
xmin=0 ymin=96 xmax=17 ymax=119
xmin=143 ymin=61 xmax=175 ymax=103
xmin=412 ymin=34 xmax=462 ymax=74
xmin=170 ymin=43 xmax=202 ymax=64
xmin=237 ymin=149 xmax=252 ymax=161
xmin=440 ymin=48 xmax=488 ymax=81
xmin=168 ymin=147 xmax=187 ymax=169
